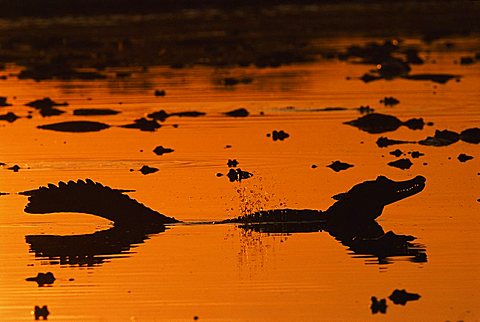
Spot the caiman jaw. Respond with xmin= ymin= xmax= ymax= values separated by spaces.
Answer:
xmin=385 ymin=175 xmax=426 ymax=205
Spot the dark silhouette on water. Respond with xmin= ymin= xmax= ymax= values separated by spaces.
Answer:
xmin=23 ymin=176 xmax=427 ymax=265
xmin=73 ymin=108 xmax=120 ymax=116
xmin=370 ymin=296 xmax=387 ymax=314
xmin=0 ymin=112 xmax=19 ymax=122
xmin=345 ymin=113 xmax=425 ymax=134
xmin=38 ymin=121 xmax=110 ymax=132
xmin=26 ymin=272 xmax=56 ymax=286
xmin=377 ymin=127 xmax=480 ymax=148
xmin=327 ymin=161 xmax=354 ymax=172
xmin=34 ymin=305 xmax=49 ymax=320
xmin=387 ymin=158 xmax=413 ymax=170
xmin=26 ymin=97 xmax=68 ymax=117
xmin=389 ymin=289 xmax=421 ymax=305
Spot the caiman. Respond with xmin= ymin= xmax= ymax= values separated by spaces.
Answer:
xmin=21 ymin=175 xmax=427 ymax=265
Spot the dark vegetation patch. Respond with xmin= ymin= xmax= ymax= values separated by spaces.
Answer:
xmin=327 ymin=161 xmax=354 ymax=172
xmin=0 ymin=2 xmax=478 ymax=79
xmin=38 ymin=121 xmax=110 ymax=132
xmin=18 ymin=63 xmax=106 ymax=81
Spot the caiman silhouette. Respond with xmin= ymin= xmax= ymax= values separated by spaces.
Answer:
xmin=22 ymin=176 xmax=427 ymax=265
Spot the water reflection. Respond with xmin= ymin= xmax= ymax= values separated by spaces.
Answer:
xmin=238 ymin=219 xmax=426 ymax=265
xmin=26 ymin=225 xmax=165 ymax=266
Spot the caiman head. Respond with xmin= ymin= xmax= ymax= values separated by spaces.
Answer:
xmin=325 ymin=175 xmax=426 ymax=223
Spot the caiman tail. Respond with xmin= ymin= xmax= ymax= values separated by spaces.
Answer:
xmin=21 ymin=179 xmax=179 ymax=227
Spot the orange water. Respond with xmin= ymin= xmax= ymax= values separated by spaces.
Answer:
xmin=0 ymin=36 xmax=479 ymax=321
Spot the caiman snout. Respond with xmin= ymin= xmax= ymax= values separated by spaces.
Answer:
xmin=384 ymin=175 xmax=426 ymax=205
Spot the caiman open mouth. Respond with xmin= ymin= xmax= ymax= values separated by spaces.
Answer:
xmin=386 ymin=175 xmax=426 ymax=204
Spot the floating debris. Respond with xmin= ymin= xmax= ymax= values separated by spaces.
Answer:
xmin=376 ymin=137 xmax=413 ymax=148
xmin=227 ymin=168 xmax=253 ymax=182
xmin=147 ymin=109 xmax=206 ymax=122
xmin=73 ymin=108 xmax=120 ymax=116
xmin=153 ymin=146 xmax=174 ymax=155
xmin=139 ymin=165 xmax=159 ymax=175
xmin=457 ymin=153 xmax=473 ymax=162
xmin=345 ymin=113 xmax=424 ymax=134
xmin=224 ymin=108 xmax=249 ymax=117
xmin=267 ymin=130 xmax=290 ymax=141
xmin=460 ymin=56 xmax=475 ymax=65
xmin=370 ymin=297 xmax=387 ymax=314
xmin=357 ymin=105 xmax=374 ymax=114
xmin=26 ymin=272 xmax=56 ymax=286
xmin=38 ymin=121 xmax=110 ymax=132
xmin=460 ymin=127 xmax=480 ymax=144
xmin=121 ymin=118 xmax=161 ymax=131
xmin=419 ymin=129 xmax=459 ymax=146
xmin=221 ymin=77 xmax=253 ymax=86
xmin=26 ymin=97 xmax=68 ymax=108
xmin=25 ymin=97 xmax=68 ymax=117
xmin=154 ymin=89 xmax=166 ymax=96
xmin=327 ymin=161 xmax=354 ymax=172
xmin=388 ymin=158 xmax=413 ymax=170
xmin=389 ymin=289 xmax=421 ymax=305
xmin=227 ymin=159 xmax=239 ymax=167
xmin=7 ymin=165 xmax=20 ymax=172
xmin=0 ymin=96 xmax=12 ymax=107
xmin=410 ymin=151 xmax=424 ymax=158
xmin=34 ymin=305 xmax=49 ymax=320
xmin=403 ymin=74 xmax=459 ymax=84
xmin=19 ymin=63 xmax=105 ymax=81
xmin=380 ymin=96 xmax=400 ymax=106
xmin=0 ymin=112 xmax=19 ymax=122
xmin=389 ymin=149 xmax=403 ymax=157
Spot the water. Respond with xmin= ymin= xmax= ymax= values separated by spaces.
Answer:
xmin=0 ymin=12 xmax=479 ymax=321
